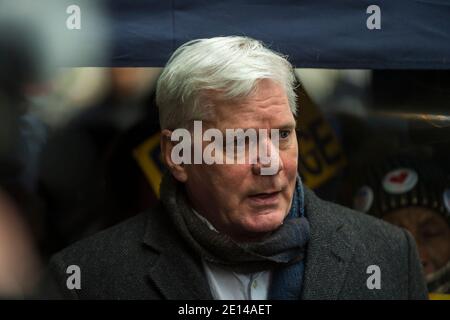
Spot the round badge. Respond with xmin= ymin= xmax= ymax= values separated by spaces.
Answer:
xmin=353 ymin=186 xmax=374 ymax=213
xmin=382 ymin=168 xmax=418 ymax=195
xmin=443 ymin=188 xmax=450 ymax=214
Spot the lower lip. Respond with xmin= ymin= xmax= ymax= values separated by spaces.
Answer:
xmin=248 ymin=192 xmax=281 ymax=206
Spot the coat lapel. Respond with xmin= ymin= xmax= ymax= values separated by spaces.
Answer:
xmin=142 ymin=206 xmax=213 ymax=300
xmin=301 ymin=188 xmax=356 ymax=299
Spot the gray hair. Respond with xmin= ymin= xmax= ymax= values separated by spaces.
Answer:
xmin=156 ymin=36 xmax=297 ymax=129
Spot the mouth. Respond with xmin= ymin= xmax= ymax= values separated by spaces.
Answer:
xmin=247 ymin=190 xmax=281 ymax=206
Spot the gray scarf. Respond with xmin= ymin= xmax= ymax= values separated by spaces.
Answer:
xmin=160 ymin=172 xmax=310 ymax=274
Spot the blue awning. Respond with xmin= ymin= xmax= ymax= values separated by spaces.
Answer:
xmin=7 ymin=0 xmax=450 ymax=69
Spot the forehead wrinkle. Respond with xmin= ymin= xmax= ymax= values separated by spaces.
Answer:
xmin=241 ymin=95 xmax=289 ymax=110
xmin=224 ymin=104 xmax=293 ymax=130
xmin=210 ymin=90 xmax=293 ymax=130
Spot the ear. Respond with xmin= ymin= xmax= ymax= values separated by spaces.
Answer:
xmin=160 ymin=129 xmax=188 ymax=183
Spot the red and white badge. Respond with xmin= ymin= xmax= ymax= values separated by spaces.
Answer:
xmin=382 ymin=168 xmax=418 ymax=194
xmin=353 ymin=185 xmax=374 ymax=213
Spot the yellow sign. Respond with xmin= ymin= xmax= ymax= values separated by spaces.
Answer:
xmin=297 ymin=92 xmax=346 ymax=189
xmin=429 ymin=293 xmax=450 ymax=300
xmin=133 ymin=133 xmax=162 ymax=198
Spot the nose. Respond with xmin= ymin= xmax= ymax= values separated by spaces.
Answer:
xmin=251 ymin=134 xmax=284 ymax=176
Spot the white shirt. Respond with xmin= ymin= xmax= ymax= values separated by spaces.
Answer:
xmin=192 ymin=210 xmax=271 ymax=300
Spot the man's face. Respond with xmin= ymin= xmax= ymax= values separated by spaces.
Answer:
xmin=181 ymin=79 xmax=298 ymax=242
xmin=383 ymin=207 xmax=450 ymax=274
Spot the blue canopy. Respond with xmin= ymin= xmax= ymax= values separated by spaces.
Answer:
xmin=24 ymin=0 xmax=450 ymax=68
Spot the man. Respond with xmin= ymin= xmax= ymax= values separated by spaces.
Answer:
xmin=43 ymin=36 xmax=428 ymax=299
xmin=350 ymin=154 xmax=450 ymax=295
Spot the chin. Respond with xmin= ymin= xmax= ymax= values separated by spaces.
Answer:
xmin=241 ymin=208 xmax=286 ymax=234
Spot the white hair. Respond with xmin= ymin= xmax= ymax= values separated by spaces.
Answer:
xmin=156 ymin=36 xmax=297 ymax=129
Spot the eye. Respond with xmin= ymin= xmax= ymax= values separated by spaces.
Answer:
xmin=279 ymin=130 xmax=291 ymax=139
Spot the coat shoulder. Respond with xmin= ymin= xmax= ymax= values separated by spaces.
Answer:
xmin=44 ymin=205 xmax=172 ymax=299
xmin=53 ymin=211 xmax=149 ymax=265
xmin=330 ymin=200 xmax=407 ymax=243
xmin=303 ymin=188 xmax=427 ymax=299
xmin=305 ymin=186 xmax=408 ymax=250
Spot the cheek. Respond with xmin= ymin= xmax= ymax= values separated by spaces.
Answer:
xmin=285 ymin=136 xmax=298 ymax=168
xmin=219 ymin=165 xmax=251 ymax=191
xmin=282 ymin=150 xmax=298 ymax=178
xmin=203 ymin=164 xmax=250 ymax=197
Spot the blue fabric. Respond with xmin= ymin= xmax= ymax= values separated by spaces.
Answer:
xmin=268 ymin=175 xmax=308 ymax=300
xmin=96 ymin=0 xmax=450 ymax=68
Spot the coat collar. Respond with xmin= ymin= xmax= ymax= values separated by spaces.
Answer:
xmin=142 ymin=205 xmax=213 ymax=300
xmin=301 ymin=187 xmax=356 ymax=299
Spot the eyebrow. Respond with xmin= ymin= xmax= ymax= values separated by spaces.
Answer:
xmin=278 ymin=123 xmax=296 ymax=130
